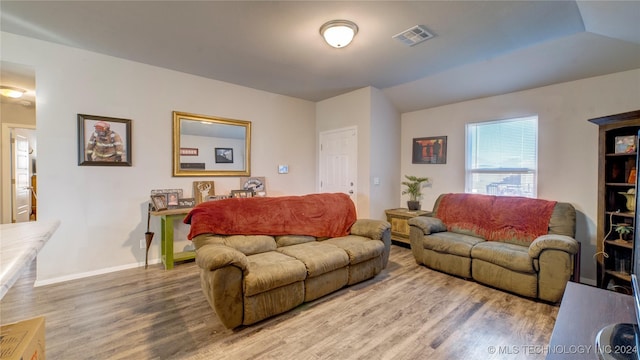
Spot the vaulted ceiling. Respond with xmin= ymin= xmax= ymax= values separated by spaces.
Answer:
xmin=1 ymin=1 xmax=639 ymax=113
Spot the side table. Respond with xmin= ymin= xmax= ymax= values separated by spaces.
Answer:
xmin=385 ymin=208 xmax=431 ymax=246
xmin=150 ymin=208 xmax=194 ymax=270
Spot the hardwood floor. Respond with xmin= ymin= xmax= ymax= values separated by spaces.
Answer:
xmin=1 ymin=246 xmax=559 ymax=359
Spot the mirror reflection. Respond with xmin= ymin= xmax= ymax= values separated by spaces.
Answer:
xmin=172 ymin=111 xmax=251 ymax=177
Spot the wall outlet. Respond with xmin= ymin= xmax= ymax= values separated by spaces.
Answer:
xmin=140 ymin=239 xmax=146 ymax=249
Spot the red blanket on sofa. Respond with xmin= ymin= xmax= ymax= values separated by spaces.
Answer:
xmin=184 ymin=193 xmax=357 ymax=239
xmin=436 ymin=193 xmax=556 ymax=243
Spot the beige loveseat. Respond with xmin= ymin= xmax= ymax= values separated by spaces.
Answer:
xmin=185 ymin=193 xmax=391 ymax=328
xmin=409 ymin=193 xmax=579 ymax=302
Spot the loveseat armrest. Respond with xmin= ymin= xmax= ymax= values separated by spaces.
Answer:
xmin=196 ymin=244 xmax=249 ymax=272
xmin=350 ymin=219 xmax=390 ymax=240
xmin=528 ymin=234 xmax=579 ymax=259
xmin=407 ymin=216 xmax=447 ymax=235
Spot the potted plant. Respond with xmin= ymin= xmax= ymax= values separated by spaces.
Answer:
xmin=615 ymin=223 xmax=633 ymax=241
xmin=402 ymin=175 xmax=430 ymax=210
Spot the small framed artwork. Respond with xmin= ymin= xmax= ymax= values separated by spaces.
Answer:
xmin=178 ymin=198 xmax=196 ymax=208
xmin=240 ymin=177 xmax=266 ymax=196
xmin=193 ymin=181 xmax=215 ymax=204
xmin=150 ymin=195 xmax=168 ymax=211
xmin=278 ymin=165 xmax=289 ymax=174
xmin=166 ymin=192 xmax=179 ymax=208
xmin=615 ymin=135 xmax=636 ymax=154
xmin=231 ymin=189 xmax=254 ymax=198
xmin=412 ymin=136 xmax=447 ymax=164
xmin=180 ymin=148 xmax=199 ymax=156
xmin=78 ymin=114 xmax=132 ymax=166
xmin=215 ymin=148 xmax=234 ymax=163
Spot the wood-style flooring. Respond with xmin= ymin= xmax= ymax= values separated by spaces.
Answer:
xmin=0 ymin=245 xmax=558 ymax=359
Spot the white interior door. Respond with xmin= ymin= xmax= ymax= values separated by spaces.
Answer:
xmin=12 ymin=129 xmax=31 ymax=223
xmin=319 ymin=127 xmax=357 ymax=203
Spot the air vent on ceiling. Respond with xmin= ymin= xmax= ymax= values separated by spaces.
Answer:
xmin=392 ymin=25 xmax=434 ymax=47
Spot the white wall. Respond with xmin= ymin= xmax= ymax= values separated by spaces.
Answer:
xmin=1 ymin=32 xmax=317 ymax=283
xmin=317 ymin=87 xmax=372 ymax=217
xmin=401 ymin=69 xmax=640 ymax=284
xmin=369 ymin=88 xmax=401 ymax=220
xmin=316 ymin=87 xmax=401 ymax=220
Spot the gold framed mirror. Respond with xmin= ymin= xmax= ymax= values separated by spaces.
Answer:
xmin=172 ymin=111 xmax=251 ymax=177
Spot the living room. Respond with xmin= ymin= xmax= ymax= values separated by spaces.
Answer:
xmin=1 ymin=1 xmax=639 ymax=359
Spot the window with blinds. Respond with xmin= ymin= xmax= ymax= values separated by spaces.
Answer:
xmin=465 ymin=115 xmax=538 ymax=198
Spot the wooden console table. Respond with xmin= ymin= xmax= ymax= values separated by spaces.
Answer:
xmin=385 ymin=208 xmax=431 ymax=246
xmin=150 ymin=208 xmax=194 ymax=270
xmin=547 ymin=281 xmax=635 ymax=359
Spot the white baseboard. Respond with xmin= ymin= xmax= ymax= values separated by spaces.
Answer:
xmin=34 ymin=258 xmax=162 ymax=287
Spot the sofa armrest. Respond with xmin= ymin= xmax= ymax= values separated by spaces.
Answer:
xmin=350 ymin=219 xmax=390 ymax=240
xmin=407 ymin=216 xmax=447 ymax=235
xmin=196 ymin=244 xmax=249 ymax=272
xmin=350 ymin=219 xmax=392 ymax=267
xmin=528 ymin=234 xmax=579 ymax=259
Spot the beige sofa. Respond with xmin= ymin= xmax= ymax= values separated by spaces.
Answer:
xmin=409 ymin=193 xmax=579 ymax=302
xmin=185 ymin=193 xmax=391 ymax=329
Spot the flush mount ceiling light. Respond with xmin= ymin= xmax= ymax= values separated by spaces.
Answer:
xmin=320 ymin=20 xmax=358 ymax=48
xmin=0 ymin=86 xmax=26 ymax=99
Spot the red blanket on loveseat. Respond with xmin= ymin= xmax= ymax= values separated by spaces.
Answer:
xmin=184 ymin=193 xmax=357 ymax=239
xmin=435 ymin=193 xmax=556 ymax=243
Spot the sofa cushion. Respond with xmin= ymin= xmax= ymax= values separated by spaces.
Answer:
xmin=423 ymin=232 xmax=485 ymax=257
xmin=471 ymin=241 xmax=535 ymax=273
xmin=244 ymin=251 xmax=307 ymax=297
xmin=275 ymin=235 xmax=316 ymax=247
xmin=218 ymin=235 xmax=277 ymax=255
xmin=322 ymin=235 xmax=384 ymax=265
xmin=277 ymin=242 xmax=349 ymax=277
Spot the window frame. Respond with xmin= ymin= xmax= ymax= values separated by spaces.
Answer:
xmin=465 ymin=115 xmax=539 ymax=198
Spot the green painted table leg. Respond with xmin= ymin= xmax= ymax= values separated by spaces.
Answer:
xmin=161 ymin=215 xmax=175 ymax=270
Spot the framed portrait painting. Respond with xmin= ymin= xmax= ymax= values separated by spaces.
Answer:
xmin=412 ymin=136 xmax=447 ymax=164
xmin=78 ymin=114 xmax=132 ymax=166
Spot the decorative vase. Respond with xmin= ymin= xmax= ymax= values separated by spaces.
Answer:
xmin=407 ymin=200 xmax=421 ymax=211
xmin=619 ymin=191 xmax=636 ymax=212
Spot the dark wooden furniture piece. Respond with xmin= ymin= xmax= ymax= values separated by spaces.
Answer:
xmin=385 ymin=208 xmax=430 ymax=246
xmin=590 ymin=110 xmax=640 ymax=292
xmin=547 ymin=281 xmax=635 ymax=359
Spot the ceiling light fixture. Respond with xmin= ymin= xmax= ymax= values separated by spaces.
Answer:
xmin=0 ymin=86 xmax=26 ymax=99
xmin=320 ymin=20 xmax=358 ymax=48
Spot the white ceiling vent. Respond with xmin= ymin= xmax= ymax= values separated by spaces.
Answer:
xmin=393 ymin=25 xmax=434 ymax=47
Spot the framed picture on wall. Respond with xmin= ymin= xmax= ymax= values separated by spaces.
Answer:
xmin=412 ymin=136 xmax=447 ymax=164
xmin=78 ymin=114 xmax=132 ymax=166
xmin=215 ymin=148 xmax=233 ymax=163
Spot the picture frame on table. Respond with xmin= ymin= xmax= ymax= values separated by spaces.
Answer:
xmin=150 ymin=195 xmax=168 ymax=211
xmin=193 ymin=181 xmax=215 ymax=204
xmin=178 ymin=198 xmax=196 ymax=208
xmin=150 ymin=189 xmax=184 ymax=211
xmin=78 ymin=114 xmax=132 ymax=166
xmin=166 ymin=192 xmax=179 ymax=208
xmin=240 ymin=176 xmax=266 ymax=196
xmin=412 ymin=136 xmax=447 ymax=164
xmin=231 ymin=189 xmax=254 ymax=198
